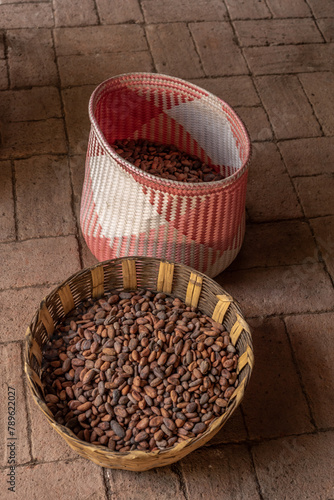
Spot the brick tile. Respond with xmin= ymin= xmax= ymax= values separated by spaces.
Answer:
xmin=105 ymin=466 xmax=184 ymax=500
xmin=252 ymin=432 xmax=334 ymax=500
xmin=189 ymin=76 xmax=260 ymax=106
xmin=0 ymin=3 xmax=53 ymax=29
xmin=235 ymin=106 xmax=272 ymax=142
xmin=0 ymin=87 xmax=61 ymax=123
xmin=0 ymin=119 xmax=67 ymax=160
xmin=0 ymin=60 xmax=8 ymax=89
xmin=54 ymin=25 xmax=147 ymax=55
xmin=255 ymin=75 xmax=321 ymax=139
xmin=225 ymin=0 xmax=271 ymax=20
xmin=310 ymin=216 xmax=334 ymax=279
xmin=217 ymin=263 xmax=334 ymax=316
xmin=58 ymin=50 xmax=153 ymax=87
xmin=205 ymin=407 xmax=248 ymax=445
xmin=1 ymin=459 xmax=107 ymax=500
xmin=146 ymin=23 xmax=204 ymax=79
xmin=54 ymin=0 xmax=98 ymax=27
xmin=189 ymin=22 xmax=248 ymax=76
xmin=26 ymin=392 xmax=78 ymax=463
xmin=266 ymin=0 xmax=311 ymax=17
xmin=0 ymin=285 xmax=53 ymax=342
xmin=0 ymin=236 xmax=80 ymax=289
xmin=180 ymin=446 xmax=261 ymax=499
xmin=62 ymin=86 xmax=95 ymax=154
xmin=0 ymin=161 xmax=15 ymax=242
xmin=317 ymin=18 xmax=334 ymax=42
xmin=279 ymin=137 xmax=334 ymax=176
xmin=230 ymin=221 xmax=316 ymax=270
xmin=285 ymin=312 xmax=334 ymax=428
xmin=141 ymin=0 xmax=227 ymax=22
xmin=246 ymin=142 xmax=303 ymax=222
xmin=242 ymin=317 xmax=313 ymax=439
xmin=299 ymin=72 xmax=334 ymax=135
xmin=244 ymin=44 xmax=334 ymax=75
xmin=7 ymin=29 xmax=58 ymax=88
xmin=234 ymin=19 xmax=322 ymax=46
xmin=293 ymin=175 xmax=334 ymax=217
xmin=307 ymin=0 xmax=334 ymax=18
xmin=15 ymin=155 xmax=75 ymax=240
xmin=96 ymin=0 xmax=143 ymax=24
xmin=0 ymin=343 xmax=31 ymax=466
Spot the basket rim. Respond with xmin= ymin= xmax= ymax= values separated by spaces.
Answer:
xmin=88 ymin=72 xmax=252 ymax=193
xmin=24 ymin=256 xmax=254 ymax=462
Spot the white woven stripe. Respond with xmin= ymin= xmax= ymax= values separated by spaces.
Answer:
xmin=86 ymin=154 xmax=215 ymax=240
xmin=165 ymin=99 xmax=242 ymax=172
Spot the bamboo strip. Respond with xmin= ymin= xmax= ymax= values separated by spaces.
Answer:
xmin=38 ymin=302 xmax=54 ymax=337
xmin=27 ymin=365 xmax=45 ymax=396
xmin=122 ymin=260 xmax=137 ymax=289
xmin=212 ymin=294 xmax=233 ymax=323
xmin=58 ymin=284 xmax=75 ymax=315
xmin=30 ymin=338 xmax=42 ymax=366
xmin=91 ymin=266 xmax=105 ymax=298
xmin=229 ymin=378 xmax=246 ymax=406
xmin=230 ymin=313 xmax=251 ymax=346
xmin=237 ymin=345 xmax=254 ymax=374
xmin=157 ymin=261 xmax=174 ymax=293
xmin=185 ymin=272 xmax=203 ymax=308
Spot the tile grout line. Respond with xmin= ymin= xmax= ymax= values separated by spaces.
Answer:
xmin=92 ymin=0 xmax=102 ymax=25
xmin=2 ymin=29 xmax=11 ymax=90
xmin=187 ymin=22 xmax=207 ymax=77
xmin=0 ymin=456 xmax=82 ymax=471
xmin=219 ymin=1 xmax=252 ymax=78
xmin=102 ymin=468 xmax=111 ymax=500
xmin=209 ymin=426 xmax=334 ymax=451
xmin=1 ymin=425 xmax=334 ymax=472
xmin=49 ymin=3 xmax=84 ymax=270
xmin=304 ymin=0 xmax=327 ymax=43
xmin=1 ymin=69 xmax=333 ymax=93
xmin=171 ymin=462 xmax=189 ymax=500
xmin=18 ymin=340 xmax=34 ymax=463
xmin=245 ymin=307 xmax=334 ymax=320
xmin=137 ymin=0 xmax=158 ymax=73
xmin=281 ymin=317 xmax=318 ymax=429
xmin=262 ymin=0 xmax=274 ymax=18
xmin=246 ymin=442 xmax=265 ymax=500
xmin=10 ymin=159 xmax=19 ymax=241
xmin=221 ymin=0 xmax=277 ymax=147
xmin=297 ymin=73 xmax=326 ymax=136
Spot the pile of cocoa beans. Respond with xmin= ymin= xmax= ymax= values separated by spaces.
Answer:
xmin=42 ymin=289 xmax=238 ymax=452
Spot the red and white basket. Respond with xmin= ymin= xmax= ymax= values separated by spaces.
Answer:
xmin=80 ymin=73 xmax=251 ymax=277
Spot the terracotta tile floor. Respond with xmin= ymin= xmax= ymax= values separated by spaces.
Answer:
xmin=0 ymin=1 xmax=333 ymax=498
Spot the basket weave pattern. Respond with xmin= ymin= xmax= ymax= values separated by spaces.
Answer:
xmin=25 ymin=257 xmax=253 ymax=471
xmin=80 ymin=74 xmax=251 ymax=277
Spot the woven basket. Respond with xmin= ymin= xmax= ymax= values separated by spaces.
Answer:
xmin=80 ymin=73 xmax=251 ymax=278
xmin=24 ymin=257 xmax=253 ymax=471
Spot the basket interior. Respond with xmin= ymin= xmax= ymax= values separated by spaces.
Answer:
xmin=91 ymin=74 xmax=250 ymax=179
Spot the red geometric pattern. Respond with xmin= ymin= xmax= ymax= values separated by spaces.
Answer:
xmin=80 ymin=73 xmax=251 ymax=277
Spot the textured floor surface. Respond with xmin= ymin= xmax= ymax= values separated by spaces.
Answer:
xmin=0 ymin=0 xmax=333 ymax=499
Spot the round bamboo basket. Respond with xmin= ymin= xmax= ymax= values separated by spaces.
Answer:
xmin=24 ymin=257 xmax=253 ymax=471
